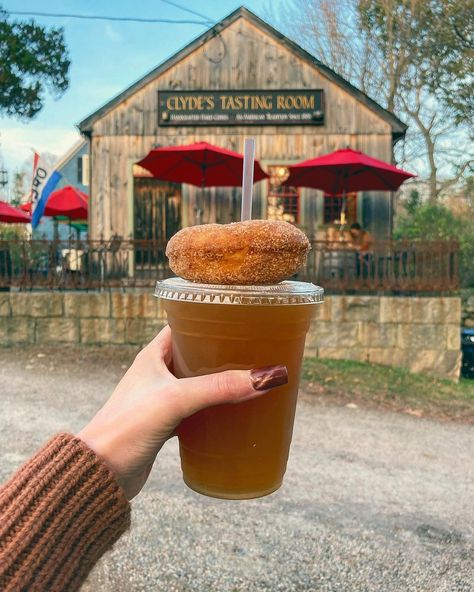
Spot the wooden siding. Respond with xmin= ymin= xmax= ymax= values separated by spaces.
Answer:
xmin=88 ymin=17 xmax=394 ymax=239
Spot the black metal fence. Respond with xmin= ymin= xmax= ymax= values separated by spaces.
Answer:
xmin=0 ymin=239 xmax=168 ymax=290
xmin=0 ymin=238 xmax=459 ymax=293
xmin=302 ymin=240 xmax=459 ymax=293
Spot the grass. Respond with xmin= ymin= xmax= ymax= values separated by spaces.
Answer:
xmin=302 ymin=357 xmax=474 ymax=424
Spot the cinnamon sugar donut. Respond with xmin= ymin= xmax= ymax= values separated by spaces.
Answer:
xmin=166 ymin=220 xmax=311 ymax=285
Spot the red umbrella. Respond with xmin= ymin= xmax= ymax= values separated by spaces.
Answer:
xmin=44 ymin=185 xmax=88 ymax=220
xmin=284 ymin=147 xmax=415 ymax=193
xmin=0 ymin=200 xmax=32 ymax=223
xmin=20 ymin=186 xmax=89 ymax=220
xmin=136 ymin=141 xmax=268 ymax=187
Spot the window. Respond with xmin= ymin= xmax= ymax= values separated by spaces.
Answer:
xmin=267 ymin=165 xmax=299 ymax=224
xmin=77 ymin=155 xmax=90 ymax=186
xmin=323 ymin=192 xmax=357 ymax=225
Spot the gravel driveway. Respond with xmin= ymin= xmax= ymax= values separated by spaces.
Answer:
xmin=1 ymin=346 xmax=473 ymax=592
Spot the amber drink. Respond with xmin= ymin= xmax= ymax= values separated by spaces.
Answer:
xmin=155 ymin=278 xmax=323 ymax=500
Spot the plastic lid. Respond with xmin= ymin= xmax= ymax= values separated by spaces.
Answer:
xmin=154 ymin=277 xmax=324 ymax=305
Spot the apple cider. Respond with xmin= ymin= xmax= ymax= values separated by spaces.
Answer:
xmin=157 ymin=278 xmax=323 ymax=500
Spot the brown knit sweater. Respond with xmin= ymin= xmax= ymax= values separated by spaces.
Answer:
xmin=0 ymin=433 xmax=131 ymax=591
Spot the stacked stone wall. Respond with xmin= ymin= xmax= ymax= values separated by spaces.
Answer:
xmin=0 ymin=292 xmax=461 ymax=379
xmin=306 ymin=296 xmax=461 ymax=380
xmin=461 ymin=291 xmax=474 ymax=327
xmin=0 ymin=293 xmax=164 ymax=347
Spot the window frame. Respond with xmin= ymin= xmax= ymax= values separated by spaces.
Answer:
xmin=323 ymin=192 xmax=358 ymax=225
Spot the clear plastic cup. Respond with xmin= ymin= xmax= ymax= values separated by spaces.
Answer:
xmin=155 ymin=278 xmax=324 ymax=499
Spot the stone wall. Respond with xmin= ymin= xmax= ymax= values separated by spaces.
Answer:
xmin=0 ymin=292 xmax=461 ymax=380
xmin=461 ymin=290 xmax=474 ymax=327
xmin=0 ymin=292 xmax=165 ymax=347
xmin=306 ymin=296 xmax=461 ymax=380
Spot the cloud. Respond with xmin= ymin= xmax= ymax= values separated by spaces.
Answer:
xmin=0 ymin=126 xmax=82 ymax=171
xmin=104 ymin=24 xmax=123 ymax=42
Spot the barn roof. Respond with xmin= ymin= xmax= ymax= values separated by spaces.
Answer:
xmin=55 ymin=138 xmax=88 ymax=171
xmin=78 ymin=6 xmax=407 ymax=138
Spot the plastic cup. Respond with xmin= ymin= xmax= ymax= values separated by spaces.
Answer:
xmin=155 ymin=278 xmax=324 ymax=500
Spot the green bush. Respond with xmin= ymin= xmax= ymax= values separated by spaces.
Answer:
xmin=0 ymin=224 xmax=29 ymax=240
xmin=395 ymin=202 xmax=474 ymax=287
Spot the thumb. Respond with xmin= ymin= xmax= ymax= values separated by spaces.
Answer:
xmin=173 ymin=364 xmax=288 ymax=419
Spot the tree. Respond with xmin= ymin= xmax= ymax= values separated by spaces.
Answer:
xmin=395 ymin=201 xmax=462 ymax=240
xmin=357 ymin=0 xmax=436 ymax=113
xmin=269 ymin=0 xmax=473 ymax=201
xmin=268 ymin=0 xmax=386 ymax=104
xmin=358 ymin=0 xmax=473 ymax=200
xmin=11 ymin=170 xmax=27 ymax=205
xmin=397 ymin=72 xmax=471 ymax=201
xmin=0 ymin=6 xmax=70 ymax=119
xmin=405 ymin=189 xmax=420 ymax=215
xmin=423 ymin=0 xmax=474 ymax=129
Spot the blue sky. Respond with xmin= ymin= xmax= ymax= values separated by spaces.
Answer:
xmin=0 ymin=0 xmax=269 ymax=177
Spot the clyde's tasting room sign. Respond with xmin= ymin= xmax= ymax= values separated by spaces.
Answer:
xmin=158 ymin=90 xmax=324 ymax=126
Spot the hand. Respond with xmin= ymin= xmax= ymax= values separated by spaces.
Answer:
xmin=78 ymin=326 xmax=288 ymax=500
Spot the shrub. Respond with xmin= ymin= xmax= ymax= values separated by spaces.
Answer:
xmin=395 ymin=202 xmax=474 ymax=287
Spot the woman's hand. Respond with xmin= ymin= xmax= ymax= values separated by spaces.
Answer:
xmin=78 ymin=326 xmax=287 ymax=500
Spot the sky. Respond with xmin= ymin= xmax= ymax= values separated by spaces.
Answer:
xmin=0 ymin=0 xmax=270 ymax=183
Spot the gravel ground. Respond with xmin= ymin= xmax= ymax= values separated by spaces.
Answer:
xmin=1 ymin=346 xmax=473 ymax=592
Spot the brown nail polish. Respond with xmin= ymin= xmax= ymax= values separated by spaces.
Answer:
xmin=250 ymin=365 xmax=288 ymax=391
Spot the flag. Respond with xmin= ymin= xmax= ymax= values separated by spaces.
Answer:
xmin=30 ymin=153 xmax=62 ymax=229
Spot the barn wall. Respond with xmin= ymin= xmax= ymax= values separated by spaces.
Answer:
xmin=88 ymin=17 xmax=394 ymax=239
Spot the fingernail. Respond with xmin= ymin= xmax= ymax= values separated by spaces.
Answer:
xmin=250 ymin=365 xmax=288 ymax=391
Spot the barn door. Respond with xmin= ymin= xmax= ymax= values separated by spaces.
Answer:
xmin=133 ymin=177 xmax=181 ymax=265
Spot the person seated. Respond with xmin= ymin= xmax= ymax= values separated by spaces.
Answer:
xmin=348 ymin=222 xmax=373 ymax=252
xmin=348 ymin=223 xmax=373 ymax=278
xmin=325 ymin=224 xmax=351 ymax=248
xmin=325 ymin=224 xmax=339 ymax=245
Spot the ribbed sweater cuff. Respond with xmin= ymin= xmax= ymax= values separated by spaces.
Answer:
xmin=0 ymin=432 xmax=131 ymax=592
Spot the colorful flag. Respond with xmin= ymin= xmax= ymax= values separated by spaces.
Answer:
xmin=30 ymin=153 xmax=62 ymax=229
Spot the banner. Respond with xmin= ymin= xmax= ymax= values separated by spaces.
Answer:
xmin=30 ymin=153 xmax=62 ymax=229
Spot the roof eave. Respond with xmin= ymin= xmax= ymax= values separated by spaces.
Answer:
xmin=55 ymin=138 xmax=88 ymax=170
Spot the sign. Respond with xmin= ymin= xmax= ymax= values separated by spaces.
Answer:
xmin=158 ymin=90 xmax=324 ymax=126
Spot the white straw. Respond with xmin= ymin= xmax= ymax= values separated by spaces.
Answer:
xmin=241 ymin=138 xmax=255 ymax=221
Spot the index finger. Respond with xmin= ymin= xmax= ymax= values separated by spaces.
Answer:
xmin=139 ymin=324 xmax=173 ymax=371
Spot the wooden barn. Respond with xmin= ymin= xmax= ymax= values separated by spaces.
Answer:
xmin=79 ymin=6 xmax=406 ymax=244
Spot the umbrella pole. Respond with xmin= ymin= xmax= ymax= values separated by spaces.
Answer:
xmin=197 ymin=179 xmax=205 ymax=225
xmin=340 ymin=170 xmax=349 ymax=235
xmin=332 ymin=169 xmax=345 ymax=240
xmin=341 ymin=190 xmax=347 ymax=225
xmin=194 ymin=182 xmax=203 ymax=225
xmin=196 ymin=157 xmax=207 ymax=225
